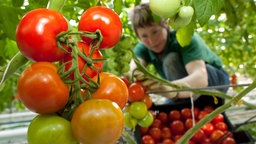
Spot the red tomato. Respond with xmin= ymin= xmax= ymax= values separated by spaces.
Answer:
xmin=78 ymin=6 xmax=122 ymax=49
xmin=120 ymin=76 xmax=130 ymax=87
xmin=141 ymin=94 xmax=153 ymax=109
xmin=161 ymin=127 xmax=172 ymax=140
xmin=197 ymin=110 xmax=208 ymax=120
xmin=185 ymin=118 xmax=196 ymax=130
xmin=211 ymin=113 xmax=224 ymax=124
xmin=203 ymin=105 xmax=214 ymax=113
xmin=201 ymin=138 xmax=211 ymax=144
xmin=16 ymin=8 xmax=68 ymax=62
xmin=149 ymin=127 xmax=162 ymax=142
xmin=214 ymin=122 xmax=228 ymax=132
xmin=192 ymin=107 xmax=200 ymax=118
xmin=170 ymin=120 xmax=185 ymax=135
xmin=191 ymin=129 xmax=206 ymax=142
xmin=201 ymin=122 xmax=215 ymax=135
xmin=222 ymin=137 xmax=236 ymax=144
xmin=157 ymin=112 xmax=168 ymax=124
xmin=162 ymin=139 xmax=175 ymax=144
xmin=62 ymin=42 xmax=104 ymax=82
xmin=150 ymin=119 xmax=163 ymax=129
xmin=128 ymin=82 xmax=145 ymax=102
xmin=92 ymin=72 xmax=129 ymax=109
xmin=139 ymin=126 xmax=149 ymax=136
xmin=209 ymin=130 xmax=225 ymax=142
xmin=169 ymin=110 xmax=181 ymax=121
xmin=17 ymin=62 xmax=69 ymax=114
xmin=142 ymin=135 xmax=155 ymax=144
xmin=71 ymin=99 xmax=124 ymax=144
xmin=181 ymin=107 xmax=192 ymax=120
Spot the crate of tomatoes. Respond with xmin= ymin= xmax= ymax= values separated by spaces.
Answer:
xmin=134 ymin=95 xmax=254 ymax=144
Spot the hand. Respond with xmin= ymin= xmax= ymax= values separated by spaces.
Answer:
xmin=141 ymin=79 xmax=178 ymax=99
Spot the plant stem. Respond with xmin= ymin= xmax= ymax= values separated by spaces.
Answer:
xmin=47 ymin=0 xmax=66 ymax=12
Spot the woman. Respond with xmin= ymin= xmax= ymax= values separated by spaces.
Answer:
xmin=128 ymin=3 xmax=230 ymax=101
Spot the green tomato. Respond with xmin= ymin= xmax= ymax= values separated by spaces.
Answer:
xmin=179 ymin=6 xmax=194 ymax=19
xmin=138 ymin=111 xmax=154 ymax=127
xmin=129 ymin=101 xmax=148 ymax=119
xmin=124 ymin=112 xmax=138 ymax=129
xmin=150 ymin=0 xmax=181 ymax=18
xmin=169 ymin=15 xmax=192 ymax=27
xmin=27 ymin=114 xmax=77 ymax=144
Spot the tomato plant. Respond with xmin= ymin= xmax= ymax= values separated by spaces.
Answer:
xmin=27 ymin=114 xmax=77 ymax=144
xmin=91 ymin=72 xmax=128 ymax=109
xmin=78 ymin=6 xmax=122 ymax=49
xmin=17 ymin=62 xmax=69 ymax=114
xmin=128 ymin=82 xmax=145 ymax=102
xmin=62 ymin=42 xmax=104 ymax=82
xmin=16 ymin=8 xmax=68 ymax=62
xmin=71 ymin=99 xmax=124 ymax=144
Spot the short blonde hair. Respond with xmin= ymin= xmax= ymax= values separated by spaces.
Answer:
xmin=129 ymin=3 xmax=166 ymax=36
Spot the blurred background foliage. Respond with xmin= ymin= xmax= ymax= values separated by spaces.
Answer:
xmin=0 ymin=0 xmax=255 ymax=112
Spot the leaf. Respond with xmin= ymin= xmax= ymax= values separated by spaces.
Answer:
xmin=114 ymin=0 xmax=122 ymax=15
xmin=193 ymin=0 xmax=223 ymax=26
xmin=0 ymin=52 xmax=28 ymax=85
xmin=28 ymin=0 xmax=48 ymax=8
xmin=0 ymin=5 xmax=22 ymax=40
xmin=176 ymin=23 xmax=195 ymax=47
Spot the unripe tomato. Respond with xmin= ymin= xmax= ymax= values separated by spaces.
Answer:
xmin=129 ymin=101 xmax=148 ymax=119
xmin=27 ymin=114 xmax=77 ymax=144
xmin=71 ymin=99 xmax=124 ymax=144
xmin=150 ymin=0 xmax=181 ymax=18
xmin=138 ymin=111 xmax=154 ymax=127
xmin=178 ymin=6 xmax=194 ymax=19
xmin=16 ymin=8 xmax=68 ymax=62
xmin=124 ymin=112 xmax=138 ymax=129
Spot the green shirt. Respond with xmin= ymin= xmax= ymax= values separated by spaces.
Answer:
xmin=134 ymin=31 xmax=223 ymax=78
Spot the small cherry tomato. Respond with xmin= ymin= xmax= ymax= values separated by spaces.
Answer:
xmin=128 ymin=82 xmax=145 ymax=102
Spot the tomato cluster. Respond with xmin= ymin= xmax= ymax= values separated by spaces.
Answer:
xmin=139 ymin=105 xmax=236 ymax=144
xmin=15 ymin=6 xmax=127 ymax=144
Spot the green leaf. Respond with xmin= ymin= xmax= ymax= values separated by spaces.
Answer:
xmin=193 ymin=0 xmax=223 ymax=26
xmin=114 ymin=0 xmax=122 ymax=15
xmin=0 ymin=52 xmax=28 ymax=85
xmin=12 ymin=0 xmax=24 ymax=7
xmin=0 ymin=5 xmax=22 ymax=40
xmin=176 ymin=23 xmax=195 ymax=47
xmin=28 ymin=0 xmax=48 ymax=8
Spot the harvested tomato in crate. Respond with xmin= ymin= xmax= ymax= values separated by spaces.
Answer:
xmin=134 ymin=95 xmax=254 ymax=144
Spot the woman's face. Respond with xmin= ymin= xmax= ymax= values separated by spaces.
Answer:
xmin=137 ymin=24 xmax=168 ymax=54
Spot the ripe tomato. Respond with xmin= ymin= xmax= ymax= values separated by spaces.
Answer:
xmin=128 ymin=82 xmax=145 ymax=102
xmin=149 ymin=127 xmax=162 ymax=142
xmin=170 ymin=120 xmax=185 ymax=135
xmin=150 ymin=119 xmax=163 ymax=129
xmin=120 ymin=76 xmax=130 ymax=87
xmin=157 ymin=112 xmax=168 ymax=124
xmin=28 ymin=114 xmax=77 ymax=144
xmin=17 ymin=62 xmax=69 ymax=114
xmin=181 ymin=107 xmax=192 ymax=120
xmin=222 ymin=137 xmax=236 ymax=144
xmin=203 ymin=105 xmax=214 ymax=113
xmin=192 ymin=107 xmax=200 ymax=118
xmin=16 ymin=8 xmax=68 ymax=62
xmin=211 ymin=113 xmax=224 ymax=124
xmin=185 ymin=118 xmax=195 ymax=130
xmin=142 ymin=135 xmax=155 ymax=144
xmin=191 ymin=129 xmax=206 ymax=142
xmin=161 ymin=127 xmax=172 ymax=140
xmin=92 ymin=72 xmax=128 ymax=109
xmin=71 ymin=99 xmax=124 ymax=144
xmin=197 ymin=110 xmax=208 ymax=120
xmin=209 ymin=130 xmax=224 ymax=142
xmin=62 ymin=42 xmax=103 ymax=82
xmin=139 ymin=126 xmax=149 ymax=136
xmin=201 ymin=122 xmax=215 ymax=135
xmin=162 ymin=138 xmax=174 ymax=144
xmin=141 ymin=94 xmax=153 ymax=109
xmin=214 ymin=122 xmax=228 ymax=132
xmin=78 ymin=6 xmax=122 ymax=49
xmin=169 ymin=110 xmax=181 ymax=121
xmin=129 ymin=101 xmax=148 ymax=119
